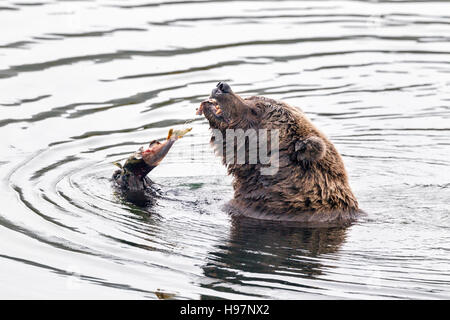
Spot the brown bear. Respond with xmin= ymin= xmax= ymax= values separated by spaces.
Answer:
xmin=197 ymin=82 xmax=360 ymax=225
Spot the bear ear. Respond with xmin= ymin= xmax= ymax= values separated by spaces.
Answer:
xmin=294 ymin=136 xmax=326 ymax=162
xmin=245 ymin=105 xmax=261 ymax=120
xmin=250 ymin=107 xmax=259 ymax=116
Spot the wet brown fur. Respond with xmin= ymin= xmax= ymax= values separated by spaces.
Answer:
xmin=203 ymin=85 xmax=360 ymax=225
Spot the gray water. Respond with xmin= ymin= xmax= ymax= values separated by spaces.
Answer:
xmin=0 ymin=0 xmax=449 ymax=299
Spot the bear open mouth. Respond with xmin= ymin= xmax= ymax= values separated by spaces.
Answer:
xmin=196 ymin=98 xmax=228 ymax=128
xmin=196 ymin=98 xmax=222 ymax=116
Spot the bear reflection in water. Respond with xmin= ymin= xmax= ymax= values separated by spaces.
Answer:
xmin=200 ymin=217 xmax=348 ymax=297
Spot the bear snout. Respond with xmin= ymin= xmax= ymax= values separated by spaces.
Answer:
xmin=211 ymin=81 xmax=232 ymax=98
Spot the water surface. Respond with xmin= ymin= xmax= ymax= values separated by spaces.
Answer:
xmin=0 ymin=0 xmax=449 ymax=299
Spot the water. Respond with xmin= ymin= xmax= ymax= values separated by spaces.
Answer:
xmin=0 ymin=0 xmax=449 ymax=299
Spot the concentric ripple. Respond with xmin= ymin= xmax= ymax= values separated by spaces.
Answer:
xmin=0 ymin=0 xmax=449 ymax=299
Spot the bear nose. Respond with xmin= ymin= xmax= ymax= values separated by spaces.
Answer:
xmin=216 ymin=81 xmax=232 ymax=93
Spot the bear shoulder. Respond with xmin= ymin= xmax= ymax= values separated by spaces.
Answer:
xmin=246 ymin=96 xmax=328 ymax=163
